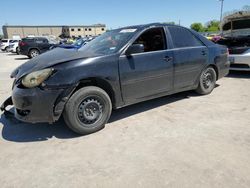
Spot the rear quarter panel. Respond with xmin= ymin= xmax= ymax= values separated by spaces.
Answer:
xmin=208 ymin=45 xmax=230 ymax=79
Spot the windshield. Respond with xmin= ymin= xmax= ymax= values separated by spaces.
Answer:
xmin=74 ymin=39 xmax=85 ymax=46
xmin=79 ymin=28 xmax=137 ymax=55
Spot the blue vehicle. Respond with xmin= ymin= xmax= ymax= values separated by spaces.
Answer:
xmin=58 ymin=38 xmax=87 ymax=49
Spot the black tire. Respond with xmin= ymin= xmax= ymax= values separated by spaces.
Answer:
xmin=29 ymin=49 xmax=40 ymax=58
xmin=63 ymin=86 xmax=112 ymax=135
xmin=16 ymin=47 xmax=20 ymax=55
xmin=195 ymin=67 xmax=216 ymax=95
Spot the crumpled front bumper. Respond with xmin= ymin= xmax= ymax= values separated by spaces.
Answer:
xmin=1 ymin=85 xmax=75 ymax=124
xmin=0 ymin=97 xmax=14 ymax=117
xmin=0 ymin=96 xmax=13 ymax=111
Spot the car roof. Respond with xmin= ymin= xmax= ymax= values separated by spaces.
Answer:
xmin=23 ymin=37 xmax=48 ymax=40
xmin=118 ymin=22 xmax=186 ymax=30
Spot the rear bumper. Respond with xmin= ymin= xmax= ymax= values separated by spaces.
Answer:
xmin=217 ymin=60 xmax=230 ymax=79
xmin=19 ymin=48 xmax=29 ymax=56
xmin=229 ymin=55 xmax=250 ymax=71
xmin=9 ymin=48 xmax=16 ymax=53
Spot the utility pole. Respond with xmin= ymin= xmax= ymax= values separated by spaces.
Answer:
xmin=219 ymin=0 xmax=224 ymax=32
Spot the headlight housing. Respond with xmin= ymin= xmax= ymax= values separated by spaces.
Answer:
xmin=21 ymin=68 xmax=53 ymax=88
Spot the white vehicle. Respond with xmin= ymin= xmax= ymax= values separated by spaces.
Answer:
xmin=220 ymin=10 xmax=250 ymax=71
xmin=9 ymin=41 xmax=20 ymax=54
xmin=229 ymin=48 xmax=250 ymax=71
xmin=0 ymin=39 xmax=13 ymax=51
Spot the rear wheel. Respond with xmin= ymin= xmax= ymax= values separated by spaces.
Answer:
xmin=195 ymin=67 xmax=216 ymax=95
xmin=29 ymin=49 xmax=40 ymax=58
xmin=16 ymin=47 xmax=20 ymax=55
xmin=63 ymin=86 xmax=112 ymax=135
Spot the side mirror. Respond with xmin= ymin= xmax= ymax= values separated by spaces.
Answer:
xmin=125 ymin=44 xmax=144 ymax=56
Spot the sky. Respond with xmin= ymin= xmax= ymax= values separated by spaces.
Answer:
xmin=0 ymin=0 xmax=249 ymax=34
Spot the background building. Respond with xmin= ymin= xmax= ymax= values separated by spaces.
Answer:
xmin=2 ymin=24 xmax=106 ymax=39
xmin=63 ymin=24 xmax=106 ymax=38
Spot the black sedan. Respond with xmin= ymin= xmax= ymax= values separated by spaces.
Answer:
xmin=1 ymin=23 xmax=230 ymax=135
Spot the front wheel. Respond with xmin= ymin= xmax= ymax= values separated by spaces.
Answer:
xmin=63 ymin=86 xmax=112 ymax=135
xmin=195 ymin=67 xmax=216 ymax=95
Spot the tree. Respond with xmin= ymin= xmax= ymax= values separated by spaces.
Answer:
xmin=190 ymin=20 xmax=220 ymax=32
xmin=205 ymin=20 xmax=220 ymax=32
xmin=190 ymin=23 xmax=205 ymax=32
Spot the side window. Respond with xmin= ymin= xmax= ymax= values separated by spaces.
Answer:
xmin=23 ymin=38 xmax=34 ymax=43
xmin=168 ymin=26 xmax=204 ymax=48
xmin=36 ymin=39 xmax=43 ymax=44
xmin=36 ymin=38 xmax=48 ymax=44
xmin=133 ymin=27 xmax=167 ymax=53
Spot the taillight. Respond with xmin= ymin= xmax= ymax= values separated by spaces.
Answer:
xmin=19 ymin=41 xmax=27 ymax=46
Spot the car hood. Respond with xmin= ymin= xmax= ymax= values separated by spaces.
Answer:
xmin=12 ymin=47 xmax=95 ymax=79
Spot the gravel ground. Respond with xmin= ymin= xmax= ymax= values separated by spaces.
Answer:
xmin=0 ymin=51 xmax=250 ymax=188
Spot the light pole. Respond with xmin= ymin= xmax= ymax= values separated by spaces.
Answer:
xmin=219 ymin=0 xmax=224 ymax=32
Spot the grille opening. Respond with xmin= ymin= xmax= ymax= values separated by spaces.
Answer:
xmin=16 ymin=109 xmax=30 ymax=116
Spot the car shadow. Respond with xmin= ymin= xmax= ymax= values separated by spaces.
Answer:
xmin=0 ymin=89 xmax=217 ymax=143
xmin=109 ymin=90 xmax=205 ymax=123
xmin=227 ymin=71 xmax=250 ymax=79
xmin=0 ymin=112 xmax=80 ymax=143
xmin=7 ymin=53 xmax=18 ymax=56
xmin=15 ymin=57 xmax=30 ymax=60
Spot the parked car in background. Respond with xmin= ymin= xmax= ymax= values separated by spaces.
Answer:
xmin=1 ymin=23 xmax=229 ymax=135
xmin=19 ymin=37 xmax=58 ymax=58
xmin=228 ymin=48 xmax=250 ymax=71
xmin=206 ymin=34 xmax=219 ymax=40
xmin=56 ymin=38 xmax=87 ymax=49
xmin=217 ymin=10 xmax=250 ymax=71
xmin=0 ymin=39 xmax=15 ymax=51
xmin=216 ymin=36 xmax=250 ymax=71
xmin=8 ymin=40 xmax=21 ymax=54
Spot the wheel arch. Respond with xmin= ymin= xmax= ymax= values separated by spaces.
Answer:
xmin=72 ymin=77 xmax=116 ymax=108
xmin=28 ymin=47 xmax=40 ymax=54
xmin=208 ymin=64 xmax=219 ymax=80
xmin=195 ymin=63 xmax=219 ymax=87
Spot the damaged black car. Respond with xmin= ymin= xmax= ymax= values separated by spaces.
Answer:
xmin=1 ymin=23 xmax=230 ymax=135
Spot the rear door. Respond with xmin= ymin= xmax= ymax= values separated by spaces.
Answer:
xmin=119 ymin=27 xmax=174 ymax=103
xmin=167 ymin=26 xmax=208 ymax=89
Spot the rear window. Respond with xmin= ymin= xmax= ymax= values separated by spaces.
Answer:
xmin=168 ymin=26 xmax=204 ymax=48
xmin=1 ymin=40 xmax=7 ymax=43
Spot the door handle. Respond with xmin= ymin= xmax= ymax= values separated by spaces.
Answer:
xmin=164 ymin=56 xmax=173 ymax=62
xmin=201 ymin=50 xmax=207 ymax=56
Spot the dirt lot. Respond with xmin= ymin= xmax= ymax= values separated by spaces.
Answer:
xmin=0 ymin=51 xmax=250 ymax=188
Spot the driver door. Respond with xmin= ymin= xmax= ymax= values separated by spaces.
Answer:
xmin=118 ymin=27 xmax=174 ymax=104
